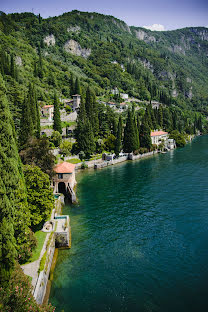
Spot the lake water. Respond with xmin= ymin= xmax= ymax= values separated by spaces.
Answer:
xmin=50 ymin=136 xmax=208 ymax=312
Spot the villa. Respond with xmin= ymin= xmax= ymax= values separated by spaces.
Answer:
xmin=41 ymin=105 xmax=54 ymax=121
xmin=151 ymin=130 xmax=169 ymax=145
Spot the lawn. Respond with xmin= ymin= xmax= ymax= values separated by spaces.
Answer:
xmin=25 ymin=230 xmax=47 ymax=264
xmin=67 ymin=158 xmax=81 ymax=164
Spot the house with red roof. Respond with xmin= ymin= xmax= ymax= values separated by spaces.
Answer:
xmin=53 ymin=162 xmax=76 ymax=201
xmin=151 ymin=131 xmax=168 ymax=145
xmin=41 ymin=105 xmax=54 ymax=121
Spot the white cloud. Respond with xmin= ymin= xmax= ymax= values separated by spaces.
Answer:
xmin=143 ymin=24 xmax=165 ymax=31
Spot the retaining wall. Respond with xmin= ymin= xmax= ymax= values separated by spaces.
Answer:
xmin=33 ymin=235 xmax=55 ymax=305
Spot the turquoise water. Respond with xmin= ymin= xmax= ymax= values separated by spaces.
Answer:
xmin=50 ymin=136 xmax=208 ymax=312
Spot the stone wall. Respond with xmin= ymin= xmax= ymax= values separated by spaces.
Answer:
xmin=33 ymin=235 xmax=55 ymax=305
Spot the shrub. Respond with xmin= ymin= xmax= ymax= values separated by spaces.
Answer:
xmin=0 ymin=262 xmax=55 ymax=312
xmin=81 ymin=162 xmax=88 ymax=169
xmin=59 ymin=140 xmax=72 ymax=156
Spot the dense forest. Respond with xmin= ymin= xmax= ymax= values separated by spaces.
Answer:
xmin=0 ymin=9 xmax=208 ymax=311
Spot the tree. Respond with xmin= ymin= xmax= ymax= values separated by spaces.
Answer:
xmin=74 ymin=77 xmax=81 ymax=94
xmin=19 ymin=95 xmax=33 ymax=148
xmin=0 ymin=262 xmax=55 ymax=312
xmin=53 ymin=93 xmax=62 ymax=134
xmin=70 ymin=73 xmax=75 ymax=96
xmin=60 ymin=140 xmax=72 ymax=156
xmin=169 ymin=130 xmax=186 ymax=147
xmin=23 ymin=165 xmax=54 ymax=229
xmin=20 ymin=138 xmax=56 ymax=178
xmin=139 ymin=120 xmax=152 ymax=150
xmin=0 ymin=73 xmax=34 ymax=279
xmin=114 ymin=116 xmax=123 ymax=156
xmin=50 ymin=131 xmax=62 ymax=147
xmin=157 ymin=106 xmax=163 ymax=128
xmin=123 ymin=109 xmax=139 ymax=153
xmin=105 ymin=134 xmax=116 ymax=152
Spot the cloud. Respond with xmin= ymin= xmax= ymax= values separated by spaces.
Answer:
xmin=143 ymin=24 xmax=165 ymax=31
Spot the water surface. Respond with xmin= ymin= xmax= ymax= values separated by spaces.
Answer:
xmin=50 ymin=136 xmax=208 ymax=312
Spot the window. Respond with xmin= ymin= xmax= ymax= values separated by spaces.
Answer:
xmin=58 ymin=173 xmax=63 ymax=179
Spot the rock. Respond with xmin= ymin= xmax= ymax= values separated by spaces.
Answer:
xmin=135 ymin=30 xmax=156 ymax=43
xmin=67 ymin=25 xmax=81 ymax=33
xmin=44 ymin=34 xmax=55 ymax=46
xmin=64 ymin=39 xmax=91 ymax=58
xmin=15 ymin=56 xmax=22 ymax=66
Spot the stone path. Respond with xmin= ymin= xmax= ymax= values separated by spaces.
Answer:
xmin=21 ymin=233 xmax=50 ymax=290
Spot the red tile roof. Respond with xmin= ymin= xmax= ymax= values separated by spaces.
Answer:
xmin=54 ymin=162 xmax=76 ymax=173
xmin=43 ymin=105 xmax=54 ymax=108
xmin=151 ymin=131 xmax=168 ymax=137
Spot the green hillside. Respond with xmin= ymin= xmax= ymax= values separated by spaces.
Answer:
xmin=0 ymin=10 xmax=208 ymax=121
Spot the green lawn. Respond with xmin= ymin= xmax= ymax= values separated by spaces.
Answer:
xmin=67 ymin=158 xmax=81 ymax=164
xmin=25 ymin=231 xmax=47 ymax=264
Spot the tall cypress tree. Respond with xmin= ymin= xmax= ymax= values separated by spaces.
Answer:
xmin=139 ymin=120 xmax=152 ymax=150
xmin=70 ymin=73 xmax=75 ymax=96
xmin=114 ymin=116 xmax=123 ymax=156
xmin=35 ymin=94 xmax=40 ymax=138
xmin=53 ymin=93 xmax=62 ymax=134
xmin=158 ymin=105 xmax=163 ymax=128
xmin=74 ymin=77 xmax=81 ymax=94
xmin=123 ymin=109 xmax=138 ymax=153
xmin=0 ymin=73 xmax=32 ymax=283
xmin=19 ymin=95 xmax=33 ymax=148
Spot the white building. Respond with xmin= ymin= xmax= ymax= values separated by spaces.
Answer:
xmin=151 ymin=131 xmax=168 ymax=145
xmin=120 ymin=93 xmax=129 ymax=101
xmin=41 ymin=105 xmax=54 ymax=121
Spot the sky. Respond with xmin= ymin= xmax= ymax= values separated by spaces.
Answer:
xmin=1 ymin=0 xmax=208 ymax=31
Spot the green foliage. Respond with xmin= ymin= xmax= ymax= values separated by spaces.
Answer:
xmin=50 ymin=130 xmax=62 ymax=147
xmin=0 ymin=262 xmax=55 ymax=312
xmin=81 ymin=161 xmax=88 ymax=169
xmin=0 ymin=73 xmax=35 ymax=278
xmin=38 ymin=251 xmax=47 ymax=274
xmin=20 ymin=137 xmax=56 ymax=178
xmin=23 ymin=165 xmax=54 ymax=229
xmin=105 ymin=134 xmax=116 ymax=152
xmin=60 ymin=140 xmax=72 ymax=156
xmin=169 ymin=130 xmax=186 ymax=147
xmin=53 ymin=93 xmax=62 ymax=134
xmin=114 ymin=116 xmax=123 ymax=156
xmin=123 ymin=109 xmax=139 ymax=153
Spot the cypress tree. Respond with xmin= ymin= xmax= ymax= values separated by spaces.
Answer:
xmin=35 ymin=95 xmax=40 ymax=138
xmin=19 ymin=95 xmax=33 ymax=147
xmin=70 ymin=73 xmax=74 ymax=96
xmin=91 ymin=91 xmax=99 ymax=137
xmin=134 ymin=116 xmax=140 ymax=150
xmin=158 ymin=105 xmax=163 ymax=128
xmin=114 ymin=116 xmax=123 ymax=156
xmin=123 ymin=109 xmax=138 ymax=153
xmin=74 ymin=77 xmax=81 ymax=94
xmin=83 ymin=119 xmax=96 ymax=158
xmin=0 ymin=73 xmax=32 ymax=282
xmin=139 ymin=120 xmax=152 ymax=150
xmin=53 ymin=93 xmax=62 ymax=134
xmin=85 ymin=86 xmax=93 ymax=117
xmin=112 ymin=118 xmax=117 ymax=137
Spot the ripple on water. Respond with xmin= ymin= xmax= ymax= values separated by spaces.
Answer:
xmin=50 ymin=136 xmax=208 ymax=312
